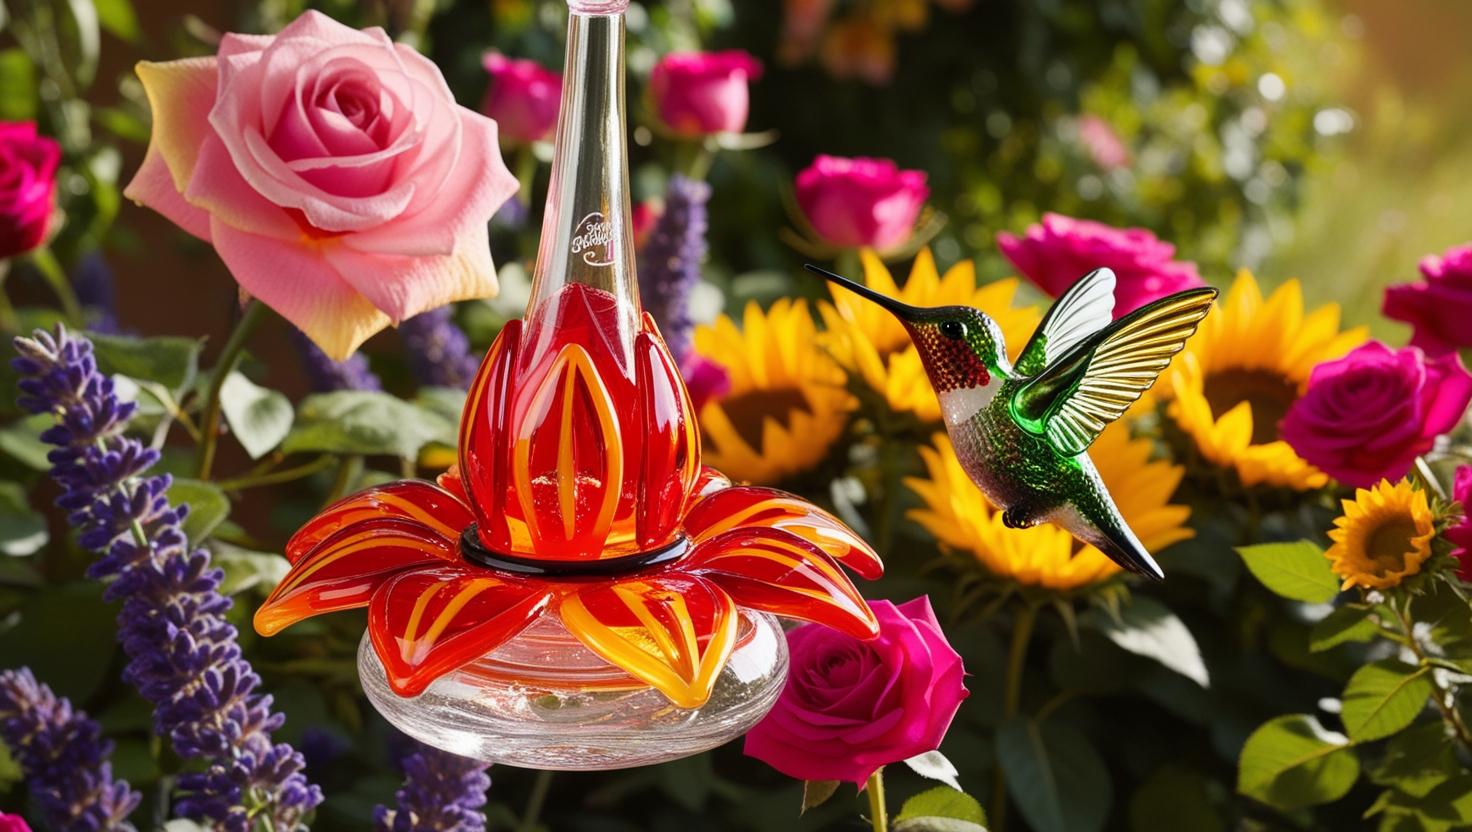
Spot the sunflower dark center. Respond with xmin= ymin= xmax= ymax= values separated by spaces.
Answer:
xmin=1203 ymin=369 xmax=1299 ymax=445
xmin=722 ymin=388 xmax=812 ymax=448
xmin=1365 ymin=520 xmax=1417 ymax=574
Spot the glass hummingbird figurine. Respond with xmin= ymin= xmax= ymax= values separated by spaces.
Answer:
xmin=809 ymin=264 xmax=1216 ymax=580
xmin=252 ymin=0 xmax=882 ymax=768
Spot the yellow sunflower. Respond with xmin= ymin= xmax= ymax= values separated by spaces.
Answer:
xmin=1163 ymin=269 xmax=1365 ymax=490
xmin=904 ymin=416 xmax=1194 ymax=591
xmin=1325 ymin=479 xmax=1435 ymax=591
xmin=694 ymin=298 xmax=854 ymax=484
xmin=818 ymin=248 xmax=1041 ymax=422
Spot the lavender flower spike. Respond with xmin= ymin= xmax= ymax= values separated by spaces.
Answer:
xmin=11 ymin=326 xmax=323 ymax=831
xmin=637 ymin=174 xmax=710 ymax=362
xmin=0 ymin=668 xmax=141 ymax=831
xmin=289 ymin=326 xmax=383 ymax=392
xmin=374 ymin=744 xmax=490 ymax=832
xmin=399 ymin=306 xmax=479 ymax=389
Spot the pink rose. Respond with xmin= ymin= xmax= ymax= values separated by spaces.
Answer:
xmin=650 ymin=51 xmax=763 ymax=137
xmin=795 ymin=155 xmax=928 ymax=251
xmin=0 ymin=813 xmax=30 ymax=832
xmin=1280 ymin=341 xmax=1472 ymax=489
xmin=1383 ymin=243 xmax=1472 ymax=356
xmin=0 ymin=122 xmax=61 ymax=259
xmin=481 ymin=53 xmax=562 ymax=145
xmin=744 ymin=597 xmax=967 ymax=785
xmin=124 ymin=11 xmax=518 ymax=359
xmin=997 ymin=212 xmax=1204 ymax=316
xmin=1449 ymin=466 xmax=1472 ymax=581
xmin=631 ymin=198 xmax=661 ymax=249
xmin=1077 ymin=115 xmax=1130 ymax=171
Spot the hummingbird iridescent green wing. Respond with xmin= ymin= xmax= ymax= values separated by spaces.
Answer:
xmin=809 ymin=264 xmax=1217 ymax=580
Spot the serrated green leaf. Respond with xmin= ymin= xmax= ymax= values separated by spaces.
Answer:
xmin=1310 ymin=606 xmax=1379 ymax=652
xmin=219 ymin=371 xmax=293 ymax=459
xmin=283 ymin=392 xmax=456 ymax=460
xmin=997 ymin=718 xmax=1110 ymax=832
xmin=168 ymin=478 xmax=229 ymax=545
xmin=801 ymin=780 xmax=839 ymax=814
xmin=1083 ymin=596 xmax=1208 ymax=687
xmin=0 ymin=481 xmax=47 ymax=556
xmin=1341 ymin=660 xmax=1433 ymax=743
xmin=1236 ymin=541 xmax=1338 ymax=603
xmin=89 ymin=332 xmax=204 ymax=391
xmin=1237 ymin=714 xmax=1359 ymax=811
xmin=896 ymin=786 xmax=986 ymax=826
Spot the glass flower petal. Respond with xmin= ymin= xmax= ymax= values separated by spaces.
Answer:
xmin=460 ymin=319 xmax=521 ymax=550
xmin=286 ymin=480 xmax=474 ymax=563
xmin=684 ymin=486 xmax=883 ymax=580
xmin=633 ymin=317 xmax=701 ymax=548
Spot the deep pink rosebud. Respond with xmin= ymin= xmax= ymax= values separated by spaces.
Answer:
xmin=482 ymin=53 xmax=563 ymax=145
xmin=1449 ymin=466 xmax=1472 ymax=581
xmin=1280 ymin=341 xmax=1472 ymax=489
xmin=795 ymin=155 xmax=928 ymax=251
xmin=743 ymin=597 xmax=967 ymax=785
xmin=650 ymin=51 xmax=762 ymax=138
xmin=0 ymin=813 xmax=31 ymax=832
xmin=997 ymin=212 xmax=1205 ymax=316
xmin=1383 ymin=243 xmax=1472 ymax=356
xmin=631 ymin=198 xmax=661 ymax=249
xmin=0 ymin=122 xmax=61 ymax=259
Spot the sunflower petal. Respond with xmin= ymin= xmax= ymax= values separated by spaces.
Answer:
xmin=368 ymin=565 xmax=553 ymax=696
xmin=559 ymin=575 xmax=737 ymax=709
xmin=686 ymin=527 xmax=879 ymax=640
xmin=286 ymin=480 xmax=473 ymax=563
xmin=683 ymin=486 xmax=883 ymax=580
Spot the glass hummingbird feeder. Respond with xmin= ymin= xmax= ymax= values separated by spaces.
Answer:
xmin=253 ymin=0 xmax=884 ymax=769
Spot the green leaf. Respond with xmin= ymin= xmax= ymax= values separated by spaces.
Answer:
xmin=1235 ymin=540 xmax=1338 ymax=603
xmin=996 ymin=718 xmax=1110 ymax=832
xmin=1370 ymin=721 xmax=1455 ymax=797
xmin=414 ymin=386 xmax=467 ymax=424
xmin=211 ymin=542 xmax=290 ymax=596
xmin=1129 ymin=767 xmax=1222 ymax=832
xmin=0 ymin=49 xmax=38 ymax=121
xmin=283 ymin=391 xmax=456 ymax=460
xmin=896 ymin=786 xmax=987 ymax=827
xmin=0 ymin=413 xmax=55 ymax=470
xmin=219 ymin=372 xmax=293 ymax=459
xmin=94 ymin=0 xmax=140 ymax=41
xmin=893 ymin=818 xmax=989 ymax=832
xmin=60 ymin=0 xmax=100 ymax=87
xmin=0 ymin=737 xmax=22 ymax=791
xmin=1340 ymin=660 xmax=1433 ymax=743
xmin=0 ymin=481 xmax=47 ymax=556
xmin=168 ymin=478 xmax=229 ymax=545
xmin=0 ymin=583 xmax=118 ymax=701
xmin=801 ymin=780 xmax=840 ymax=814
xmin=1237 ymin=714 xmax=1359 ymax=810
xmin=904 ymin=750 xmax=963 ymax=791
xmin=89 ymin=332 xmax=204 ymax=391
xmin=1310 ymin=606 xmax=1379 ymax=652
xmin=1083 ymin=596 xmax=1208 ymax=687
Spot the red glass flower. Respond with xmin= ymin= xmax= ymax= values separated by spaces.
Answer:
xmin=255 ymin=283 xmax=882 ymax=708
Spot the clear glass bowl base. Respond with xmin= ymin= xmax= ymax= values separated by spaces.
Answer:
xmin=358 ymin=610 xmax=788 ymax=769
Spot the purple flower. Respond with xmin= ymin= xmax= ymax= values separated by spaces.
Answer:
xmin=71 ymin=253 xmax=121 ymax=334
xmin=374 ymin=744 xmax=490 ymax=832
xmin=399 ymin=306 xmax=479 ymax=389
xmin=290 ymin=326 xmax=382 ymax=392
xmin=0 ymin=668 xmax=140 ymax=831
xmin=1280 ymin=341 xmax=1472 ymax=488
xmin=11 ymin=326 xmax=322 ymax=831
xmin=1382 ymin=243 xmax=1472 ymax=356
xmin=997 ymin=213 xmax=1204 ymax=316
xmin=637 ymin=175 xmax=710 ymax=362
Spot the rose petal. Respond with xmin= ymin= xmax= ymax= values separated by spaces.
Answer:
xmin=320 ymin=221 xmax=496 ymax=322
xmin=129 ymin=58 xmax=219 ymax=191
xmin=125 ymin=147 xmax=213 ymax=241
xmin=183 ymin=133 xmax=300 ymax=240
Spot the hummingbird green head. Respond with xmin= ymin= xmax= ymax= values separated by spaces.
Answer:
xmin=806 ymin=264 xmax=1007 ymax=394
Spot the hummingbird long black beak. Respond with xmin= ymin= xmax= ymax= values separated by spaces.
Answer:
xmin=804 ymin=264 xmax=926 ymax=321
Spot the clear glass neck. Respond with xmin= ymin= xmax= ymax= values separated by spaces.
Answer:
xmin=524 ymin=7 xmax=639 ymax=365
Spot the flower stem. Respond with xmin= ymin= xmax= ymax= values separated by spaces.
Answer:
xmin=866 ymin=767 xmax=888 ymax=832
xmin=28 ymin=248 xmax=83 ymax=326
xmin=196 ymin=300 xmax=269 ymax=480
xmin=1396 ymin=598 xmax=1472 ymax=751
xmin=991 ymin=601 xmax=1039 ymax=832
xmin=517 ymin=769 xmax=554 ymax=832
xmin=216 ymin=455 xmax=335 ymax=492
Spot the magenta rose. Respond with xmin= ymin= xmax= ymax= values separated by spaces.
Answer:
xmin=650 ymin=50 xmax=763 ymax=137
xmin=1383 ymin=243 xmax=1472 ymax=356
xmin=124 ymin=11 xmax=518 ymax=359
xmin=795 ymin=155 xmax=928 ymax=251
xmin=997 ymin=213 xmax=1204 ymax=316
xmin=0 ymin=122 xmax=61 ymax=259
xmin=481 ymin=53 xmax=562 ymax=146
xmin=0 ymin=813 xmax=29 ymax=832
xmin=1280 ymin=341 xmax=1472 ymax=489
xmin=744 ymin=597 xmax=967 ymax=785
xmin=1449 ymin=466 xmax=1472 ymax=581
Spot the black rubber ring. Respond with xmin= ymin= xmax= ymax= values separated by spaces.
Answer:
xmin=459 ymin=524 xmax=690 ymax=577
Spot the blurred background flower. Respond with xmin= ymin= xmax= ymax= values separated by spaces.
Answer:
xmin=650 ymin=51 xmax=763 ymax=138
